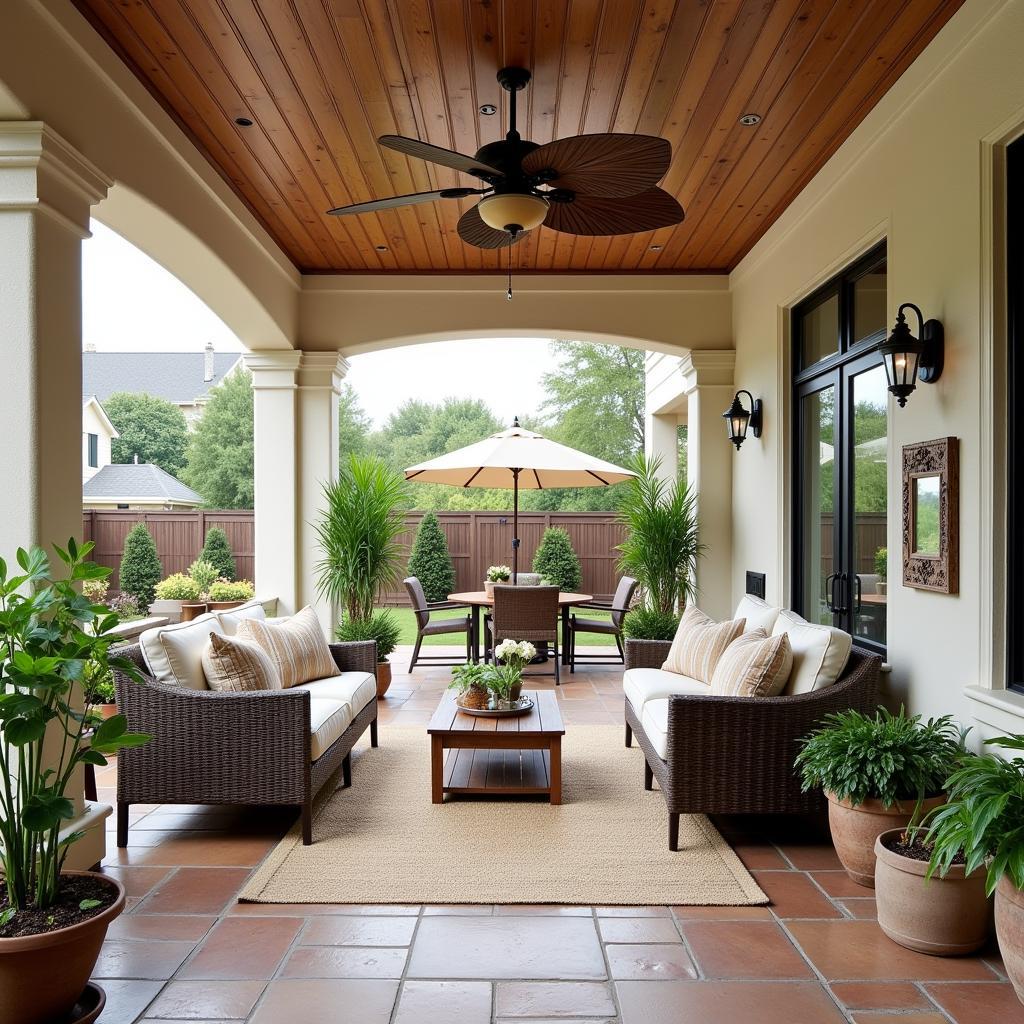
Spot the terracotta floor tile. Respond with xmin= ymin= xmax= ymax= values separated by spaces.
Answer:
xmin=422 ymin=904 xmax=495 ymax=915
xmin=778 ymin=844 xmax=845 ymax=871
xmin=408 ymin=917 xmax=606 ymax=979
xmin=90 ymin=979 xmax=162 ymax=1024
xmin=144 ymin=979 xmax=266 ymax=1019
xmin=136 ymin=867 xmax=252 ymax=915
xmin=598 ymin=917 xmax=682 ymax=943
xmin=178 ymin=916 xmax=303 ymax=979
xmin=394 ymin=981 xmax=492 ymax=1024
xmin=733 ymin=843 xmax=788 ymax=869
xmin=123 ymin=834 xmax=277 ymax=867
xmin=279 ymin=945 xmax=408 ymax=978
xmin=811 ymin=870 xmax=875 ymax=898
xmin=93 ymin=938 xmax=196 ymax=980
xmin=786 ymin=921 xmax=1000 ymax=981
xmin=248 ymin=979 xmax=399 ymax=1024
xmin=495 ymin=981 xmax=616 ymax=1017
xmin=595 ymin=905 xmax=672 ymax=917
xmin=851 ymin=1014 xmax=948 ymax=1024
xmin=107 ymin=914 xmax=218 ymax=942
xmin=299 ymin=915 xmax=417 ymax=946
xmin=829 ymin=981 xmax=932 ymax=1010
xmin=670 ymin=905 xmax=773 ymax=920
xmin=925 ymin=981 xmax=1024 ymax=1022
xmin=615 ymin=979 xmax=848 ymax=1023
xmin=751 ymin=870 xmax=843 ymax=919
xmin=99 ymin=866 xmax=174 ymax=900
xmin=493 ymin=905 xmax=592 ymax=916
xmin=229 ymin=902 xmax=420 ymax=916
xmin=605 ymin=943 xmax=697 ymax=980
xmin=838 ymin=898 xmax=878 ymax=920
xmin=682 ymin=920 xmax=813 ymax=979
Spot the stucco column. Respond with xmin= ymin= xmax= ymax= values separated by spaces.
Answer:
xmin=0 ymin=122 xmax=111 ymax=869
xmin=248 ymin=351 xmax=346 ymax=629
xmin=680 ymin=352 xmax=736 ymax=621
xmin=644 ymin=411 xmax=680 ymax=485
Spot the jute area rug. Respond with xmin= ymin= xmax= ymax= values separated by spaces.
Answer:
xmin=240 ymin=725 xmax=767 ymax=906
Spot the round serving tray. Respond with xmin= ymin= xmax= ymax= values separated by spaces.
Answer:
xmin=456 ymin=696 xmax=534 ymax=718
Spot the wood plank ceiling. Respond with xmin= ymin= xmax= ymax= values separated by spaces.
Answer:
xmin=75 ymin=0 xmax=963 ymax=273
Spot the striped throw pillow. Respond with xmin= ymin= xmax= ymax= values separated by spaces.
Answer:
xmin=202 ymin=632 xmax=281 ymax=692
xmin=710 ymin=628 xmax=793 ymax=698
xmin=662 ymin=605 xmax=746 ymax=683
xmin=237 ymin=606 xmax=338 ymax=689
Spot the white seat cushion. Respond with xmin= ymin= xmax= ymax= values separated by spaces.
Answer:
xmin=772 ymin=609 xmax=853 ymax=694
xmin=139 ymin=613 xmax=224 ymax=690
xmin=641 ymin=699 xmax=670 ymax=760
xmin=294 ymin=672 xmax=377 ymax=718
xmin=623 ymin=667 xmax=708 ymax=716
xmin=734 ymin=594 xmax=782 ymax=634
xmin=216 ymin=599 xmax=266 ymax=635
xmin=308 ymin=697 xmax=354 ymax=760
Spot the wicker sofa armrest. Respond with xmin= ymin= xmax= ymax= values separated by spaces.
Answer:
xmin=328 ymin=640 xmax=378 ymax=675
xmin=624 ymin=638 xmax=673 ymax=670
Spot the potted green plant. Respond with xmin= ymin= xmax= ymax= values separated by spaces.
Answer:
xmin=449 ymin=662 xmax=490 ymax=709
xmin=184 ymin=559 xmax=219 ymax=619
xmin=795 ymin=708 xmax=962 ymax=887
xmin=621 ymin=606 xmax=680 ymax=641
xmin=207 ymin=578 xmax=256 ymax=611
xmin=491 ymin=639 xmax=537 ymax=704
xmin=336 ymin=610 xmax=402 ymax=697
xmin=153 ymin=572 xmax=202 ymax=622
xmin=924 ymin=736 xmax=1024 ymax=998
xmin=875 ymin=546 xmax=888 ymax=596
xmin=484 ymin=564 xmax=511 ymax=598
xmin=0 ymin=540 xmax=148 ymax=1024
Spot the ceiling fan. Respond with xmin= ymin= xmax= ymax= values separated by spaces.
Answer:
xmin=326 ymin=67 xmax=684 ymax=250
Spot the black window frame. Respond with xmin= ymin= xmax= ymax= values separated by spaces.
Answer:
xmin=1007 ymin=136 xmax=1024 ymax=691
xmin=87 ymin=432 xmax=99 ymax=469
xmin=792 ymin=242 xmax=888 ymax=657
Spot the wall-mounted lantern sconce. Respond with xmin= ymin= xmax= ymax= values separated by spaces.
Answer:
xmin=723 ymin=390 xmax=763 ymax=450
xmin=878 ymin=303 xmax=944 ymax=408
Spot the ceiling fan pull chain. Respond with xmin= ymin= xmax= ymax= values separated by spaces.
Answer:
xmin=507 ymin=241 xmax=513 ymax=301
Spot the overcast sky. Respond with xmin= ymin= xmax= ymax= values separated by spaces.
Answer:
xmin=83 ymin=221 xmax=557 ymax=427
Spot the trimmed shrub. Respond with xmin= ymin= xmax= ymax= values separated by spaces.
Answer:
xmin=187 ymin=559 xmax=219 ymax=596
xmin=155 ymin=573 xmax=201 ymax=601
xmin=119 ymin=524 xmax=162 ymax=609
xmin=208 ymin=579 xmax=255 ymax=602
xmin=532 ymin=527 xmax=582 ymax=591
xmin=407 ymin=512 xmax=455 ymax=602
xmin=200 ymin=527 xmax=236 ymax=581
xmin=622 ymin=607 xmax=680 ymax=641
xmin=335 ymin=610 xmax=402 ymax=662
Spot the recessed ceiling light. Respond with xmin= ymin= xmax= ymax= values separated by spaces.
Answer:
xmin=234 ymin=116 xmax=253 ymax=127
xmin=375 ymin=244 xmax=389 ymax=252
xmin=479 ymin=104 xmax=497 ymax=116
xmin=739 ymin=113 xmax=762 ymax=126
xmin=649 ymin=244 xmax=663 ymax=252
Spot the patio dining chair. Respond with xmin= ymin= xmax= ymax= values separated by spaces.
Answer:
xmin=485 ymin=584 xmax=561 ymax=684
xmin=403 ymin=577 xmax=472 ymax=672
xmin=567 ymin=575 xmax=638 ymax=673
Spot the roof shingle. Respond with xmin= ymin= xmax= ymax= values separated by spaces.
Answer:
xmin=83 ymin=463 xmax=204 ymax=504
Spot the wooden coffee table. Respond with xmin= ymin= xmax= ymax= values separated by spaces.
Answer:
xmin=427 ymin=690 xmax=565 ymax=804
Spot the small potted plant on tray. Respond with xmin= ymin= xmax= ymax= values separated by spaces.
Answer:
xmin=207 ymin=578 xmax=256 ymax=611
xmin=336 ymin=610 xmax=402 ymax=697
xmin=491 ymin=639 xmax=537 ymax=705
xmin=449 ymin=662 xmax=490 ymax=709
xmin=485 ymin=564 xmax=511 ymax=597
xmin=795 ymin=707 xmax=963 ymax=887
xmin=0 ymin=540 xmax=149 ymax=1024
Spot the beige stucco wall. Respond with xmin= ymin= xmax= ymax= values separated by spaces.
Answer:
xmin=728 ymin=0 xmax=1024 ymax=734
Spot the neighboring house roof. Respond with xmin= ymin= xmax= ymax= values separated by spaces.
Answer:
xmin=83 ymin=463 xmax=204 ymax=505
xmin=82 ymin=395 xmax=120 ymax=438
xmin=82 ymin=349 xmax=242 ymax=406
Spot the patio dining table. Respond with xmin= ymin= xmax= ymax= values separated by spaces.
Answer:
xmin=448 ymin=590 xmax=592 ymax=666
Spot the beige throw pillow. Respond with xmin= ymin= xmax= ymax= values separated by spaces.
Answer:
xmin=662 ymin=606 xmax=746 ymax=683
xmin=710 ymin=628 xmax=793 ymax=698
xmin=237 ymin=606 xmax=337 ymax=689
xmin=202 ymin=633 xmax=281 ymax=693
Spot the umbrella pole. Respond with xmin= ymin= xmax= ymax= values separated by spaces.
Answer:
xmin=512 ymin=468 xmax=520 ymax=584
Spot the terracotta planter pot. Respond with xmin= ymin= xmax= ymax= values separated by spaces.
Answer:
xmin=93 ymin=703 xmax=119 ymax=721
xmin=376 ymin=659 xmax=392 ymax=698
xmin=179 ymin=601 xmax=208 ymax=621
xmin=0 ymin=871 xmax=125 ymax=1024
xmin=208 ymin=600 xmax=246 ymax=611
xmin=826 ymin=791 xmax=946 ymax=888
xmin=874 ymin=829 xmax=990 ymax=955
xmin=997 ymin=876 xmax=1024 ymax=1004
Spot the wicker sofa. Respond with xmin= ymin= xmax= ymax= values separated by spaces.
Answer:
xmin=623 ymin=603 xmax=881 ymax=850
xmin=112 ymin=603 xmax=379 ymax=847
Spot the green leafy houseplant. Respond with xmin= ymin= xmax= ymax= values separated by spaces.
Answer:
xmin=616 ymin=454 xmax=703 ymax=616
xmin=118 ymin=523 xmax=162 ymax=610
xmin=208 ymin=579 xmax=255 ymax=602
xmin=199 ymin=527 xmax=236 ymax=581
xmin=154 ymin=573 xmax=201 ymax=601
xmin=335 ymin=610 xmax=402 ymax=662
xmin=315 ymin=454 xmax=408 ymax=622
xmin=621 ymin=607 xmax=680 ymax=642
xmin=0 ymin=540 xmax=149 ymax=924
xmin=532 ymin=528 xmax=582 ymax=591
xmin=875 ymin=547 xmax=888 ymax=582
xmin=407 ymin=512 xmax=455 ymax=602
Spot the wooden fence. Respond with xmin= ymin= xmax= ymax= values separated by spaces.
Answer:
xmin=82 ymin=509 xmax=625 ymax=603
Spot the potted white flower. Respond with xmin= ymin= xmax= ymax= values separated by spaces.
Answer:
xmin=491 ymin=639 xmax=537 ymax=704
xmin=485 ymin=564 xmax=511 ymax=597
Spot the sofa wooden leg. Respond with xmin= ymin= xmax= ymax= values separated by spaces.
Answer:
xmin=117 ymin=801 xmax=129 ymax=848
xmin=668 ymin=812 xmax=680 ymax=852
xmin=301 ymin=801 xmax=313 ymax=846
xmin=625 ymin=723 xmax=632 ymax=748
xmin=370 ymin=717 xmax=379 ymax=748
xmin=342 ymin=753 xmax=352 ymax=788
xmin=644 ymin=759 xmax=653 ymax=791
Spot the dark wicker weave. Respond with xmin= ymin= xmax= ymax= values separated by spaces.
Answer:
xmin=403 ymin=577 xmax=472 ymax=672
xmin=568 ymin=576 xmax=638 ymax=671
xmin=486 ymin=584 xmax=561 ymax=684
xmin=623 ymin=639 xmax=881 ymax=850
xmin=113 ymin=639 xmax=379 ymax=846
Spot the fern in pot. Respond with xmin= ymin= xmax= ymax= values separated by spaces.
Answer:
xmin=0 ymin=540 xmax=148 ymax=1024
xmin=795 ymin=707 xmax=963 ymax=887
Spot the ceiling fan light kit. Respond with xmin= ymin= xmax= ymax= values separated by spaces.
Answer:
xmin=478 ymin=192 xmax=549 ymax=233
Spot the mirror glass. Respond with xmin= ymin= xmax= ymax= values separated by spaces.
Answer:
xmin=913 ymin=475 xmax=941 ymax=554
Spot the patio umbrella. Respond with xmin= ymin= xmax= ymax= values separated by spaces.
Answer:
xmin=405 ymin=419 xmax=636 ymax=581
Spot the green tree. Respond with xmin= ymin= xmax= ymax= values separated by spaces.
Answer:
xmin=339 ymin=383 xmax=372 ymax=462
xmin=407 ymin=512 xmax=455 ymax=601
xmin=105 ymin=392 xmax=189 ymax=475
xmin=532 ymin=527 xmax=582 ymax=591
xmin=119 ymin=523 xmax=162 ymax=608
xmin=199 ymin=527 xmax=236 ymax=581
xmin=183 ymin=370 xmax=254 ymax=509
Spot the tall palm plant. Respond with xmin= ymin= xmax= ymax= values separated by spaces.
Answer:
xmin=314 ymin=454 xmax=408 ymax=622
xmin=615 ymin=454 xmax=703 ymax=615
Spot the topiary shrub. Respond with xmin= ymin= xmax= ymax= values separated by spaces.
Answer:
xmin=119 ymin=523 xmax=162 ymax=609
xmin=200 ymin=527 xmax=236 ymax=581
xmin=407 ymin=512 xmax=455 ymax=602
xmin=532 ymin=527 xmax=582 ymax=591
